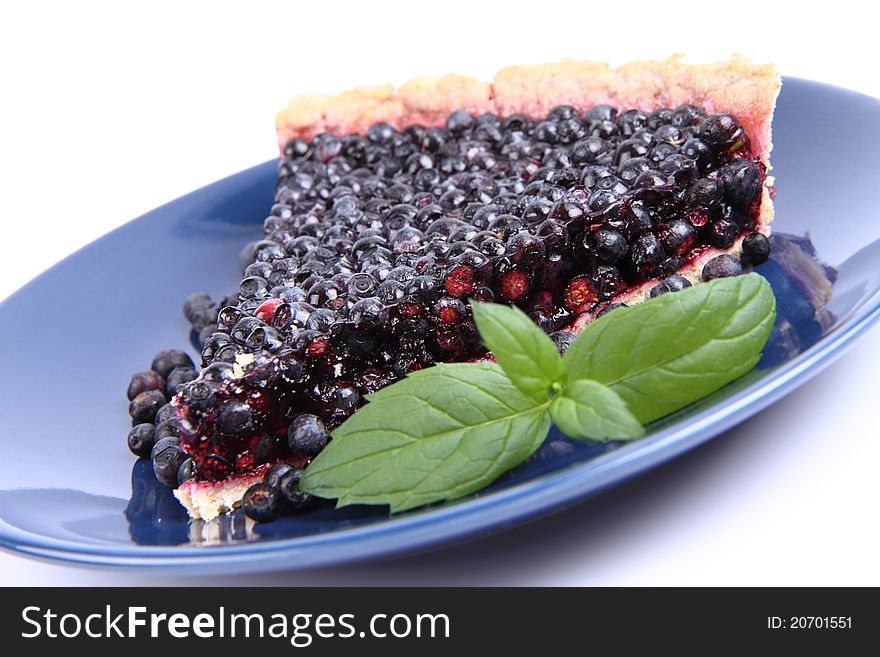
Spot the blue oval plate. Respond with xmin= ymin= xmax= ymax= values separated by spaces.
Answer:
xmin=1 ymin=78 xmax=879 ymax=573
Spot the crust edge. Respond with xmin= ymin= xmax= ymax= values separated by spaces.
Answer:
xmin=276 ymin=54 xmax=780 ymax=164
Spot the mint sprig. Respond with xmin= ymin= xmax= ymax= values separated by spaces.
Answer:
xmin=563 ymin=272 xmax=776 ymax=424
xmin=470 ymin=301 xmax=562 ymax=402
xmin=298 ymin=363 xmax=549 ymax=513
xmin=549 ymin=379 xmax=645 ymax=441
xmin=301 ymin=274 xmax=776 ymax=512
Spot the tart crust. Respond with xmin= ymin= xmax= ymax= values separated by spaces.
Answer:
xmin=179 ymin=56 xmax=780 ymax=522
xmin=174 ymin=472 xmax=264 ymax=521
xmin=277 ymin=54 xmax=780 ymax=165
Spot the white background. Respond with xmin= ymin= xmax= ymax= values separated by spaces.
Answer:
xmin=0 ymin=0 xmax=878 ymax=585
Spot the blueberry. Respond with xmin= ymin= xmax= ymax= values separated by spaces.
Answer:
xmin=152 ymin=443 xmax=187 ymax=487
xmin=741 ymin=232 xmax=771 ymax=266
xmin=154 ymin=418 xmax=181 ymax=440
xmin=647 ymin=108 xmax=674 ymax=129
xmin=702 ymin=254 xmax=743 ymax=281
xmin=550 ymin=331 xmax=575 ymax=355
xmin=718 ymin=159 xmax=762 ymax=210
xmin=506 ymin=232 xmax=545 ymax=270
xmin=150 ymin=349 xmax=195 ymax=379
xmin=698 ymin=113 xmax=743 ymax=151
xmin=165 ymin=366 xmax=197 ymax=398
xmin=241 ymin=483 xmax=281 ymax=522
xmin=687 ymin=178 xmax=723 ymax=207
xmin=649 ymin=275 xmax=692 ymax=298
xmin=182 ymin=292 xmax=217 ymax=330
xmin=182 ymin=380 xmax=215 ymax=412
xmin=630 ymin=233 xmax=665 ymax=274
xmin=333 ymin=386 xmax=362 ymax=416
xmin=239 ymin=276 xmax=270 ymax=300
xmin=346 ymin=273 xmax=378 ymax=299
xmin=349 ymin=297 xmax=389 ymax=329
xmin=127 ymin=370 xmax=165 ymax=401
xmin=586 ymin=104 xmax=617 ymax=123
xmin=129 ymin=389 xmax=167 ymax=424
xmin=150 ymin=435 xmax=180 ymax=460
xmin=264 ymin=462 xmax=294 ymax=489
xmin=671 ymin=103 xmax=704 ymax=127
xmin=445 ymin=109 xmax=473 ymax=134
xmin=596 ymin=302 xmax=627 ymax=318
xmin=367 ymin=122 xmax=395 ymax=144
xmin=127 ymin=423 xmax=156 ymax=458
xmin=617 ymin=109 xmax=648 ymax=137
xmin=586 ymin=189 xmax=620 ymax=213
xmin=288 ymin=414 xmax=330 ymax=457
xmin=177 ymin=458 xmax=195 ymax=485
xmin=659 ymin=220 xmax=696 ymax=254
xmin=707 ymin=219 xmax=739 ymax=248
xmin=197 ymin=325 xmax=216 ymax=349
xmin=284 ymin=138 xmax=310 ymax=159
xmin=154 ymin=402 xmax=177 ymax=425
xmin=570 ymin=137 xmax=608 ymax=165
xmin=592 ymin=229 xmax=628 ymax=263
xmin=680 ymin=138 xmax=712 ymax=171
xmin=217 ymin=400 xmax=255 ymax=436
xmin=277 ymin=469 xmax=316 ymax=511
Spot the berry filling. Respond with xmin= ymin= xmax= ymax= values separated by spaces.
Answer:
xmin=131 ymin=102 xmax=770 ymax=499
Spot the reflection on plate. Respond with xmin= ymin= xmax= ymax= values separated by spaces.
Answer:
xmin=1 ymin=78 xmax=879 ymax=572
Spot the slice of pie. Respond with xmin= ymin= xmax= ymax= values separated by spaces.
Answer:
xmin=159 ymin=55 xmax=781 ymax=520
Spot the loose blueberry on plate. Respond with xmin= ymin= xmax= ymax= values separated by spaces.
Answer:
xmin=152 ymin=442 xmax=187 ymax=487
xmin=150 ymin=349 xmax=194 ymax=379
xmin=741 ymin=232 xmax=772 ymax=266
xmin=264 ymin=462 xmax=294 ymax=489
xmin=277 ymin=469 xmax=315 ymax=511
xmin=154 ymin=402 xmax=177 ymax=425
xmin=127 ymin=370 xmax=165 ymax=401
xmin=127 ymin=423 xmax=156 ymax=458
xmin=165 ymin=365 xmax=198 ymax=398
xmin=242 ymin=483 xmax=281 ymax=522
xmin=154 ymin=418 xmax=181 ymax=440
xmin=129 ymin=389 xmax=167 ymax=425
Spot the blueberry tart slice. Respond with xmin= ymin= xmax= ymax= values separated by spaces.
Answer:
xmin=146 ymin=56 xmax=781 ymax=520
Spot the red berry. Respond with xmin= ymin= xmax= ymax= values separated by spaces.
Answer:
xmin=306 ymin=337 xmax=330 ymax=358
xmin=254 ymin=298 xmax=284 ymax=323
xmin=500 ymin=269 xmax=530 ymax=302
xmin=433 ymin=297 xmax=466 ymax=325
xmin=444 ymin=264 xmax=476 ymax=298
xmin=686 ymin=207 xmax=710 ymax=227
xmin=398 ymin=301 xmax=425 ymax=320
xmin=564 ymin=276 xmax=598 ymax=313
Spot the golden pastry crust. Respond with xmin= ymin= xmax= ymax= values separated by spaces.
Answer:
xmin=276 ymin=54 xmax=780 ymax=163
xmin=174 ymin=473 xmax=263 ymax=521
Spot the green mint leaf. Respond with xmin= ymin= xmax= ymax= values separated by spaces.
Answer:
xmin=549 ymin=379 xmax=645 ymax=441
xmin=563 ymin=273 xmax=776 ymax=424
xmin=470 ymin=301 xmax=563 ymax=401
xmin=300 ymin=362 xmax=550 ymax=512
